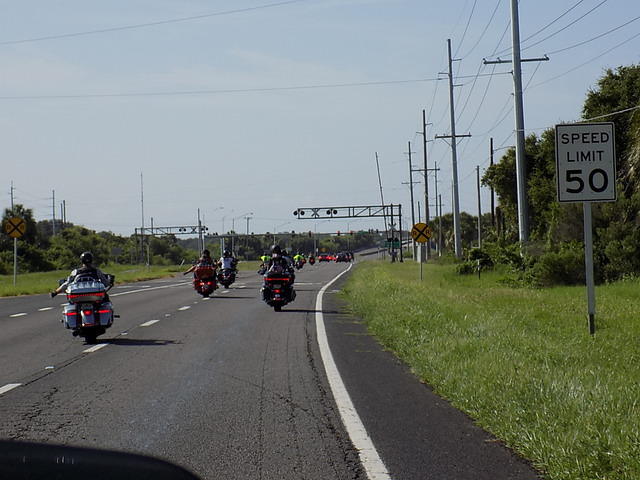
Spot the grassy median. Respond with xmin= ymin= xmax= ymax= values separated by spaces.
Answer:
xmin=343 ymin=260 xmax=640 ymax=480
xmin=0 ymin=264 xmax=184 ymax=297
xmin=0 ymin=260 xmax=262 ymax=297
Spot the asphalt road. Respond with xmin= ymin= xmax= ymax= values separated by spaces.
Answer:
xmin=0 ymin=262 xmax=540 ymax=480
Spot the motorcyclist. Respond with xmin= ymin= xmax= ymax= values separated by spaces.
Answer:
xmin=183 ymin=249 xmax=217 ymax=281
xmin=218 ymin=249 xmax=238 ymax=273
xmin=51 ymin=251 xmax=112 ymax=298
xmin=266 ymin=245 xmax=293 ymax=275
xmin=263 ymin=244 xmax=295 ymax=301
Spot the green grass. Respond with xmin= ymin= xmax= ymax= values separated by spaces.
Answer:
xmin=0 ymin=260 xmax=262 ymax=297
xmin=0 ymin=264 xmax=183 ymax=297
xmin=343 ymin=261 xmax=640 ymax=480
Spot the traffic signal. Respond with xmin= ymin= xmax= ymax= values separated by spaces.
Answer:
xmin=308 ymin=231 xmax=312 ymax=238
xmin=337 ymin=230 xmax=341 ymax=236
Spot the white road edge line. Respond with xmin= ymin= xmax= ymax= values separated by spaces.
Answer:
xmin=83 ymin=343 xmax=108 ymax=353
xmin=38 ymin=307 xmax=54 ymax=312
xmin=9 ymin=313 xmax=27 ymax=317
xmin=140 ymin=320 xmax=159 ymax=327
xmin=315 ymin=264 xmax=390 ymax=480
xmin=0 ymin=383 xmax=21 ymax=395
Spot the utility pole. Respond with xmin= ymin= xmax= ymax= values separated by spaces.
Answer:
xmin=375 ymin=152 xmax=388 ymax=235
xmin=10 ymin=182 xmax=17 ymax=285
xmin=435 ymin=39 xmax=471 ymax=259
xmin=438 ymin=194 xmax=443 ymax=256
xmin=197 ymin=208 xmax=203 ymax=253
xmin=63 ymin=199 xmax=66 ymax=226
xmin=484 ymin=0 xmax=548 ymax=244
xmin=422 ymin=109 xmax=431 ymax=260
xmin=245 ymin=215 xmax=252 ymax=249
xmin=52 ymin=189 xmax=56 ymax=236
xmin=140 ymin=172 xmax=145 ymax=263
xmin=490 ymin=137 xmax=495 ymax=227
xmin=476 ymin=166 xmax=482 ymax=249
xmin=406 ymin=141 xmax=417 ymax=260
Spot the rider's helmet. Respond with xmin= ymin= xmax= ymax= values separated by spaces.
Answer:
xmin=271 ymin=245 xmax=281 ymax=255
xmin=80 ymin=252 xmax=93 ymax=265
xmin=223 ymin=249 xmax=232 ymax=257
xmin=202 ymin=249 xmax=211 ymax=257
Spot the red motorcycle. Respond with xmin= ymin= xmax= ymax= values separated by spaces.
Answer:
xmin=192 ymin=265 xmax=217 ymax=297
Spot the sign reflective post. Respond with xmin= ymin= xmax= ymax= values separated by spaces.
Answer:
xmin=555 ymin=122 xmax=616 ymax=334
xmin=411 ymin=223 xmax=432 ymax=281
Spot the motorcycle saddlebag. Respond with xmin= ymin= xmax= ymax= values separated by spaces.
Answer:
xmin=63 ymin=305 xmax=79 ymax=329
xmin=97 ymin=302 xmax=114 ymax=327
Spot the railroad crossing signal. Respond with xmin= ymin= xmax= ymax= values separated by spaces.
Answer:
xmin=411 ymin=222 xmax=432 ymax=243
xmin=4 ymin=217 xmax=26 ymax=239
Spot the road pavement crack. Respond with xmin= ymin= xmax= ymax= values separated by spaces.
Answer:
xmin=305 ymin=313 xmax=365 ymax=479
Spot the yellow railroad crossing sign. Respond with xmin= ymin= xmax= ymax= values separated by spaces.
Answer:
xmin=4 ymin=216 xmax=26 ymax=239
xmin=411 ymin=222 xmax=432 ymax=243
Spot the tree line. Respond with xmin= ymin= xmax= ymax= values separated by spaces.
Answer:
xmin=430 ymin=63 xmax=640 ymax=286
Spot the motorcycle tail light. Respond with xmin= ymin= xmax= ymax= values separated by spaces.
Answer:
xmin=83 ymin=310 xmax=93 ymax=316
xmin=65 ymin=311 xmax=77 ymax=316
xmin=97 ymin=309 xmax=111 ymax=314
xmin=273 ymin=289 xmax=281 ymax=293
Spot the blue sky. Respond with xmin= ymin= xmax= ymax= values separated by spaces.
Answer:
xmin=2 ymin=0 xmax=639 ymax=236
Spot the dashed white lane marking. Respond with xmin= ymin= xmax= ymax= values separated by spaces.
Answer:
xmin=83 ymin=344 xmax=108 ymax=353
xmin=140 ymin=320 xmax=159 ymax=327
xmin=38 ymin=307 xmax=54 ymax=312
xmin=315 ymin=264 xmax=390 ymax=480
xmin=221 ymin=290 xmax=230 ymax=294
xmin=178 ymin=306 xmax=191 ymax=311
xmin=111 ymin=281 xmax=190 ymax=297
xmin=0 ymin=383 xmax=21 ymax=395
xmin=60 ymin=303 xmax=69 ymax=307
xmin=238 ymin=285 xmax=246 ymax=289
xmin=202 ymin=297 xmax=210 ymax=301
xmin=9 ymin=313 xmax=27 ymax=318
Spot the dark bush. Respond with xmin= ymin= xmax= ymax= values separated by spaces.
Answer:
xmin=529 ymin=242 xmax=585 ymax=287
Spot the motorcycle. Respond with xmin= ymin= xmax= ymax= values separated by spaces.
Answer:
xmin=295 ymin=259 xmax=306 ymax=270
xmin=218 ymin=268 xmax=236 ymax=288
xmin=61 ymin=274 xmax=116 ymax=344
xmin=261 ymin=266 xmax=296 ymax=312
xmin=192 ymin=264 xmax=218 ymax=297
xmin=308 ymin=256 xmax=316 ymax=265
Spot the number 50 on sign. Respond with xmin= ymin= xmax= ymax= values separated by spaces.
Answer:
xmin=555 ymin=122 xmax=616 ymax=203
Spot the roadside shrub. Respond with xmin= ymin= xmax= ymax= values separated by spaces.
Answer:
xmin=529 ymin=241 xmax=585 ymax=287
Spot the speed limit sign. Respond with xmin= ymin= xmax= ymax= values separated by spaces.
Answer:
xmin=555 ymin=122 xmax=616 ymax=203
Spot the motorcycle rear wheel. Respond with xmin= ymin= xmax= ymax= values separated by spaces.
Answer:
xmin=273 ymin=304 xmax=282 ymax=312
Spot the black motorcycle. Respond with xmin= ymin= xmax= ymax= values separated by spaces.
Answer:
xmin=261 ymin=269 xmax=296 ymax=312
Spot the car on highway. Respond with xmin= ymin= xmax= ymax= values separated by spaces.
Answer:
xmin=335 ymin=252 xmax=350 ymax=262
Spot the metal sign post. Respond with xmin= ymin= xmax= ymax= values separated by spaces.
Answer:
xmin=4 ymin=216 xmax=26 ymax=286
xmin=411 ymin=223 xmax=432 ymax=281
xmin=555 ymin=122 xmax=616 ymax=335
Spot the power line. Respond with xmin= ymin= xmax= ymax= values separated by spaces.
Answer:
xmin=456 ymin=61 xmax=484 ymax=121
xmin=0 ymin=0 xmax=314 ymax=46
xmin=460 ymin=0 xmax=503 ymax=58
xmin=492 ymin=0 xmax=587 ymax=57
xmin=462 ymin=63 xmax=497 ymax=132
xmin=521 ymin=0 xmax=609 ymax=53
xmin=529 ymin=29 xmax=640 ymax=90
xmin=0 ymin=72 xmax=513 ymax=101
xmin=546 ymin=15 xmax=640 ymax=55
xmin=453 ymin=0 xmax=479 ymax=58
